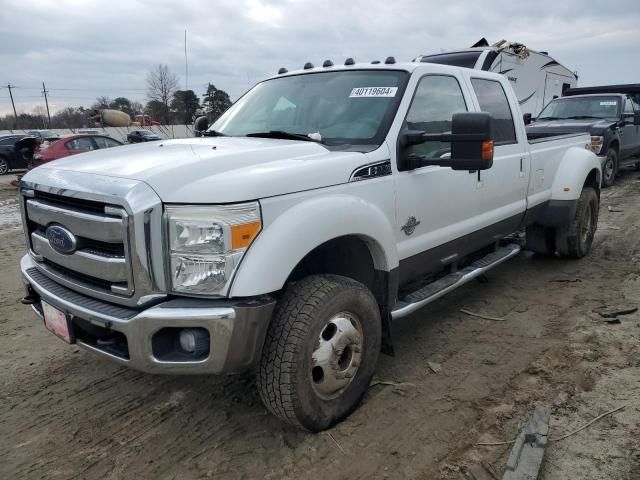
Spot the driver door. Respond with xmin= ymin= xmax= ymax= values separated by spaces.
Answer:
xmin=393 ymin=74 xmax=484 ymax=285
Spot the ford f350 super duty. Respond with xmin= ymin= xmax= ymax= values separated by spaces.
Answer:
xmin=19 ymin=59 xmax=601 ymax=431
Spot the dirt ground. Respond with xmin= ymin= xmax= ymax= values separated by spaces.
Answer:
xmin=1 ymin=171 xmax=639 ymax=480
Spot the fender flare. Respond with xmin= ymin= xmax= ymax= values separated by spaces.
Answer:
xmin=550 ymin=146 xmax=601 ymax=202
xmin=230 ymin=194 xmax=398 ymax=297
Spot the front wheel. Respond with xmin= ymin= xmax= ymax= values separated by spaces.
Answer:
xmin=257 ymin=274 xmax=381 ymax=431
xmin=556 ymin=187 xmax=599 ymax=258
xmin=0 ymin=157 xmax=8 ymax=175
xmin=601 ymin=149 xmax=617 ymax=188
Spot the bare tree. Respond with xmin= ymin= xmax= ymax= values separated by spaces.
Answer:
xmin=93 ymin=96 xmax=112 ymax=109
xmin=146 ymin=64 xmax=179 ymax=124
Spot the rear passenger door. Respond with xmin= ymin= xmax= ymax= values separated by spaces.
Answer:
xmin=467 ymin=77 xmax=528 ymax=232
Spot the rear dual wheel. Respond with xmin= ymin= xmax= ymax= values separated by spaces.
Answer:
xmin=556 ymin=187 xmax=599 ymax=258
xmin=257 ymin=274 xmax=381 ymax=431
xmin=526 ymin=187 xmax=599 ymax=258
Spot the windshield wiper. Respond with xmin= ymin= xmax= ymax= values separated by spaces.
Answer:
xmin=245 ymin=130 xmax=320 ymax=142
xmin=563 ymin=116 xmax=600 ymax=120
xmin=201 ymin=130 xmax=227 ymax=137
xmin=537 ymin=116 xmax=561 ymax=120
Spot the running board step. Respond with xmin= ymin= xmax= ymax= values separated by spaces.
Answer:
xmin=391 ymin=243 xmax=521 ymax=319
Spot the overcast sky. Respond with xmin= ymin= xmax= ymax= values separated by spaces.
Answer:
xmin=1 ymin=0 xmax=639 ymax=116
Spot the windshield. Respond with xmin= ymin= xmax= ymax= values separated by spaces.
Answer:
xmin=210 ymin=70 xmax=408 ymax=148
xmin=140 ymin=131 xmax=154 ymax=136
xmin=538 ymin=96 xmax=621 ymax=120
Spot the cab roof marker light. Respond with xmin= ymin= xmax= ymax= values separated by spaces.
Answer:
xmin=303 ymin=62 xmax=314 ymax=70
xmin=278 ymin=67 xmax=288 ymax=74
xmin=371 ymin=60 xmax=381 ymax=64
xmin=344 ymin=57 xmax=355 ymax=66
xmin=322 ymin=59 xmax=334 ymax=67
xmin=384 ymin=56 xmax=396 ymax=64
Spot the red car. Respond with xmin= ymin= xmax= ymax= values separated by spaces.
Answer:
xmin=33 ymin=134 xmax=123 ymax=166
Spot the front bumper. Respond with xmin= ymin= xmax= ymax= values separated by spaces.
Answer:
xmin=21 ymin=255 xmax=275 ymax=374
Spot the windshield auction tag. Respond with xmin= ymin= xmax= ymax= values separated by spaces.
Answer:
xmin=600 ymin=101 xmax=617 ymax=106
xmin=350 ymin=87 xmax=398 ymax=98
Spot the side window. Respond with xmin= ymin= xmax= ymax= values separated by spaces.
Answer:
xmin=0 ymin=136 xmax=18 ymax=145
xmin=93 ymin=136 xmax=120 ymax=149
xmin=404 ymin=75 xmax=468 ymax=158
xmin=623 ymin=98 xmax=634 ymax=114
xmin=471 ymin=78 xmax=517 ymax=145
xmin=66 ymin=137 xmax=95 ymax=151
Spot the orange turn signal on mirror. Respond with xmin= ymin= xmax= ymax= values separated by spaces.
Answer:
xmin=481 ymin=140 xmax=494 ymax=161
xmin=231 ymin=221 xmax=261 ymax=250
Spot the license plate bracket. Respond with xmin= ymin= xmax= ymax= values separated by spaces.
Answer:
xmin=42 ymin=301 xmax=74 ymax=344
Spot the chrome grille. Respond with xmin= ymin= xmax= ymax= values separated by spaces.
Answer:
xmin=25 ymin=192 xmax=134 ymax=298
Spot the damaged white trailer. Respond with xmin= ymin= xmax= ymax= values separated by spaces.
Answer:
xmin=415 ymin=38 xmax=577 ymax=117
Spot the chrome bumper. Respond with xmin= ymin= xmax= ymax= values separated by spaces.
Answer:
xmin=21 ymin=255 xmax=275 ymax=374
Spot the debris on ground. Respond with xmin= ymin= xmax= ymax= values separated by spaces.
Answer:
xmin=427 ymin=361 xmax=442 ymax=374
xmin=607 ymin=206 xmax=624 ymax=213
xmin=460 ymin=308 xmax=506 ymax=322
xmin=502 ymin=404 xmax=550 ymax=480
xmin=593 ymin=305 xmax=638 ymax=318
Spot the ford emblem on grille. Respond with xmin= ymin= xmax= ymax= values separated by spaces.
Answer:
xmin=45 ymin=225 xmax=77 ymax=255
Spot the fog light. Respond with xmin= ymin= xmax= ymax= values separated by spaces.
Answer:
xmin=179 ymin=328 xmax=210 ymax=356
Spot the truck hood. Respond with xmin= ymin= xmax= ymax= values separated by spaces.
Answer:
xmin=35 ymin=137 xmax=376 ymax=203
xmin=527 ymin=118 xmax=617 ymax=136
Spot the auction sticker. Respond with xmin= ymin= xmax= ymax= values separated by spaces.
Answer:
xmin=600 ymin=101 xmax=617 ymax=106
xmin=350 ymin=87 xmax=398 ymax=98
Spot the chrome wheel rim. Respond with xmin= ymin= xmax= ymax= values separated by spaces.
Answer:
xmin=311 ymin=311 xmax=363 ymax=400
xmin=0 ymin=160 xmax=7 ymax=175
xmin=604 ymin=156 xmax=614 ymax=181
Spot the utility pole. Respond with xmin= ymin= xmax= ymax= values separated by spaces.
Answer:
xmin=184 ymin=29 xmax=189 ymax=126
xmin=7 ymin=84 xmax=18 ymax=129
xmin=42 ymin=82 xmax=51 ymax=128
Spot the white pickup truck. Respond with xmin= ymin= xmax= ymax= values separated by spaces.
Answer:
xmin=19 ymin=59 xmax=601 ymax=431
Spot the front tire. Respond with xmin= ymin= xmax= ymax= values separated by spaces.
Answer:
xmin=556 ymin=187 xmax=599 ymax=258
xmin=257 ymin=274 xmax=381 ymax=431
xmin=0 ymin=157 xmax=8 ymax=175
xmin=601 ymin=149 xmax=617 ymax=188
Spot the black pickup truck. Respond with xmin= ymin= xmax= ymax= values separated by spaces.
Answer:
xmin=527 ymin=88 xmax=640 ymax=187
xmin=0 ymin=135 xmax=39 ymax=175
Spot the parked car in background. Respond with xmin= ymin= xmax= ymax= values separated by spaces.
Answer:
xmin=26 ymin=130 xmax=61 ymax=141
xmin=127 ymin=129 xmax=161 ymax=143
xmin=33 ymin=134 xmax=123 ymax=166
xmin=134 ymin=114 xmax=161 ymax=126
xmin=0 ymin=135 xmax=38 ymax=175
xmin=527 ymin=93 xmax=640 ymax=186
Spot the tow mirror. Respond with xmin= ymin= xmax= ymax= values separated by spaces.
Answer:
xmin=400 ymin=112 xmax=494 ymax=171
xmin=194 ymin=116 xmax=209 ymax=136
xmin=523 ymin=113 xmax=532 ymax=125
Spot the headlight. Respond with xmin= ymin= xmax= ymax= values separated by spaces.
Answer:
xmin=590 ymin=136 xmax=604 ymax=154
xmin=165 ymin=203 xmax=261 ymax=295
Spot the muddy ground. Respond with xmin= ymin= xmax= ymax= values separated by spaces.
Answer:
xmin=1 ymin=171 xmax=639 ymax=480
